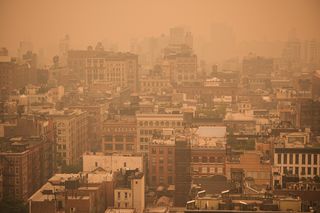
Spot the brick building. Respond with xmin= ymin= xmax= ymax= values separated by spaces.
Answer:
xmin=102 ymin=117 xmax=137 ymax=154
xmin=0 ymin=137 xmax=54 ymax=201
xmin=148 ymin=138 xmax=175 ymax=187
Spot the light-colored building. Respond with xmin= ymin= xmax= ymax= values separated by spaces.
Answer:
xmin=84 ymin=52 xmax=138 ymax=92
xmin=226 ymin=151 xmax=271 ymax=185
xmin=83 ymin=152 xmax=143 ymax=173
xmin=136 ymin=113 xmax=184 ymax=153
xmin=273 ymin=147 xmax=320 ymax=188
xmin=49 ymin=109 xmax=88 ymax=166
xmin=114 ymin=170 xmax=145 ymax=213
xmin=28 ymin=173 xmax=110 ymax=213
xmin=190 ymin=126 xmax=227 ymax=177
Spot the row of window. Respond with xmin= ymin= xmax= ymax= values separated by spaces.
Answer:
xmin=103 ymin=127 xmax=136 ymax=132
xmin=140 ymin=145 xmax=148 ymax=151
xmin=150 ymin=165 xmax=173 ymax=173
xmin=104 ymin=144 xmax=134 ymax=151
xmin=104 ymin=135 xmax=134 ymax=142
xmin=281 ymin=166 xmax=318 ymax=176
xmin=277 ymin=153 xmax=318 ymax=165
xmin=141 ymin=82 xmax=169 ymax=87
xmin=151 ymin=148 xmax=173 ymax=155
xmin=151 ymin=157 xmax=174 ymax=165
xmin=138 ymin=120 xmax=182 ymax=127
xmin=192 ymin=156 xmax=224 ymax=163
xmin=193 ymin=167 xmax=224 ymax=174
xmin=151 ymin=175 xmax=173 ymax=185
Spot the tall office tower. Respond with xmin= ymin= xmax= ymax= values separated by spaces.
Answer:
xmin=17 ymin=41 xmax=33 ymax=61
xmin=174 ymin=136 xmax=191 ymax=207
xmin=59 ymin=34 xmax=70 ymax=66
xmin=185 ymin=32 xmax=193 ymax=49
xmin=170 ymin=27 xmax=185 ymax=45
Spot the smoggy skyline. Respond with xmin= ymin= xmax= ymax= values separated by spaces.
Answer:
xmin=1 ymin=0 xmax=320 ymax=56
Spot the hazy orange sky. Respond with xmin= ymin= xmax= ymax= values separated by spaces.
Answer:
xmin=1 ymin=0 xmax=319 ymax=55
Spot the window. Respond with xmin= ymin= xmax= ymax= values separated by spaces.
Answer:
xmin=209 ymin=157 xmax=215 ymax=163
xmin=95 ymin=162 xmax=98 ymax=167
xmin=159 ymin=157 xmax=164 ymax=164
xmin=168 ymin=157 xmax=173 ymax=164
xmin=159 ymin=176 xmax=164 ymax=183
xmin=202 ymin=167 xmax=208 ymax=173
xmin=168 ymin=166 xmax=172 ymax=172
xmin=314 ymin=154 xmax=318 ymax=164
xmin=168 ymin=149 xmax=173 ymax=155
xmin=104 ymin=144 xmax=113 ymax=150
xmin=302 ymin=154 xmax=306 ymax=164
xmin=308 ymin=167 xmax=311 ymax=175
xmin=125 ymin=192 xmax=128 ymax=199
xmin=301 ymin=167 xmax=306 ymax=175
xmin=277 ymin=154 xmax=281 ymax=164
xmin=115 ymin=144 xmax=124 ymax=150
xmin=104 ymin=135 xmax=113 ymax=141
xmin=151 ymin=157 xmax=156 ymax=164
xmin=284 ymin=154 xmax=287 ymax=164
xmin=295 ymin=154 xmax=299 ymax=164
xmin=308 ymin=154 xmax=312 ymax=164
xmin=117 ymin=192 xmax=121 ymax=198
xmin=314 ymin=167 xmax=318 ymax=176
xmin=193 ymin=156 xmax=199 ymax=162
xmin=283 ymin=167 xmax=287 ymax=174
xmin=295 ymin=167 xmax=299 ymax=175
xmin=289 ymin=154 xmax=293 ymax=164
xmin=115 ymin=136 xmax=123 ymax=142
xmin=151 ymin=148 xmax=156 ymax=154
xmin=202 ymin=157 xmax=208 ymax=163
xmin=126 ymin=135 xmax=134 ymax=142
xmin=159 ymin=149 xmax=164 ymax=154
xmin=126 ymin=144 xmax=133 ymax=151
xmin=168 ymin=176 xmax=173 ymax=184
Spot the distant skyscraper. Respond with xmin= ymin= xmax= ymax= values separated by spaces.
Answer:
xmin=170 ymin=27 xmax=185 ymax=45
xmin=185 ymin=32 xmax=193 ymax=49
xmin=59 ymin=34 xmax=70 ymax=66
xmin=17 ymin=41 xmax=33 ymax=60
xmin=282 ymin=28 xmax=301 ymax=62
